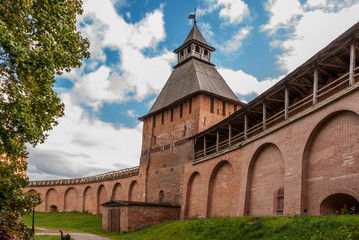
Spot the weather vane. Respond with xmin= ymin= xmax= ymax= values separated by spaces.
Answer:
xmin=188 ymin=9 xmax=196 ymax=24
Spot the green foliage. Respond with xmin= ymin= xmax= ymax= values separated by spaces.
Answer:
xmin=0 ymin=0 xmax=89 ymax=238
xmin=341 ymin=205 xmax=356 ymax=215
xmin=21 ymin=212 xmax=359 ymax=240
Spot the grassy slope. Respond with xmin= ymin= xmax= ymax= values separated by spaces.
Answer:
xmin=22 ymin=212 xmax=359 ymax=240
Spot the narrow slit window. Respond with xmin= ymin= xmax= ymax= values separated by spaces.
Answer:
xmin=180 ymin=104 xmax=183 ymax=118
xmin=171 ymin=108 xmax=174 ymax=122
xmin=153 ymin=115 xmax=156 ymax=128
xmin=222 ymin=101 xmax=226 ymax=116
xmin=210 ymin=97 xmax=214 ymax=113
xmin=189 ymin=99 xmax=192 ymax=114
xmin=161 ymin=112 xmax=164 ymax=125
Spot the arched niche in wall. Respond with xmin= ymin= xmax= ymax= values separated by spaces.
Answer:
xmin=128 ymin=180 xmax=141 ymax=202
xmin=185 ymin=171 xmax=203 ymax=219
xmin=302 ymin=110 xmax=359 ymax=215
xmin=97 ymin=185 xmax=108 ymax=214
xmin=112 ymin=182 xmax=124 ymax=200
xmin=245 ymin=143 xmax=284 ymax=216
xmin=45 ymin=188 xmax=58 ymax=212
xmin=207 ymin=160 xmax=237 ymax=217
xmin=64 ymin=187 xmax=79 ymax=212
xmin=83 ymin=186 xmax=96 ymax=214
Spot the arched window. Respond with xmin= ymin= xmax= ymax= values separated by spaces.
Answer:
xmin=187 ymin=46 xmax=191 ymax=53
xmin=180 ymin=50 xmax=184 ymax=58
xmin=195 ymin=46 xmax=200 ymax=53
xmin=159 ymin=190 xmax=164 ymax=202
xmin=276 ymin=188 xmax=284 ymax=215
xmin=204 ymin=49 xmax=208 ymax=57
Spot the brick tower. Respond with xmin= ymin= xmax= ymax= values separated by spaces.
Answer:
xmin=138 ymin=22 xmax=244 ymax=204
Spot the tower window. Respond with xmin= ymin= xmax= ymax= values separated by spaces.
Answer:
xmin=195 ymin=46 xmax=200 ymax=53
xmin=180 ymin=50 xmax=184 ymax=58
xmin=222 ymin=101 xmax=226 ymax=116
xmin=171 ymin=108 xmax=174 ymax=122
xmin=161 ymin=112 xmax=164 ymax=125
xmin=189 ymin=99 xmax=192 ymax=114
xmin=210 ymin=97 xmax=214 ymax=113
xmin=204 ymin=49 xmax=208 ymax=57
xmin=187 ymin=46 xmax=191 ymax=53
xmin=153 ymin=115 xmax=156 ymax=128
xmin=183 ymin=126 xmax=187 ymax=137
xmin=180 ymin=104 xmax=183 ymax=118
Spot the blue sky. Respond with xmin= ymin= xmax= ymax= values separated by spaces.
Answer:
xmin=27 ymin=0 xmax=359 ymax=180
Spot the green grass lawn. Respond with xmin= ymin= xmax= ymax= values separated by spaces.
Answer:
xmin=22 ymin=212 xmax=359 ymax=240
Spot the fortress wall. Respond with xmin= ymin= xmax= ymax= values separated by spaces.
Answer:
xmin=181 ymin=88 xmax=359 ymax=219
xmin=24 ymin=174 xmax=142 ymax=214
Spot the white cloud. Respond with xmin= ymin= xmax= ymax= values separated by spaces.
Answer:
xmin=217 ymin=0 xmax=250 ymax=24
xmin=74 ymin=0 xmax=175 ymax=108
xmin=198 ymin=0 xmax=250 ymax=25
xmin=218 ymin=68 xmax=281 ymax=96
xmin=127 ymin=109 xmax=137 ymax=118
xmin=262 ymin=0 xmax=359 ymax=72
xmin=261 ymin=0 xmax=302 ymax=35
xmin=27 ymin=93 xmax=143 ymax=180
xmin=219 ymin=27 xmax=251 ymax=53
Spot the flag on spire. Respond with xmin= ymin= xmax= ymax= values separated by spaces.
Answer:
xmin=188 ymin=9 xmax=196 ymax=24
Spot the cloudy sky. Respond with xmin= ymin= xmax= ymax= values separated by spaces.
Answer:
xmin=27 ymin=0 xmax=359 ymax=180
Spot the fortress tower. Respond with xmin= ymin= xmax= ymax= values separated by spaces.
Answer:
xmin=138 ymin=22 xmax=244 ymax=204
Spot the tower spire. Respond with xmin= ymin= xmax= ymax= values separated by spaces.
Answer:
xmin=188 ymin=9 xmax=196 ymax=25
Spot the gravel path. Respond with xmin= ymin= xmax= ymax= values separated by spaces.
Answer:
xmin=35 ymin=228 xmax=112 ymax=240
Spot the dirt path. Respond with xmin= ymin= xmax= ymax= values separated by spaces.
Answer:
xmin=35 ymin=227 xmax=112 ymax=240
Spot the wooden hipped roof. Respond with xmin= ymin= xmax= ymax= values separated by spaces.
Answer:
xmin=142 ymin=58 xmax=240 ymax=118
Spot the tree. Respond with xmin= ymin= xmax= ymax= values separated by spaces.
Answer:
xmin=0 ymin=0 xmax=90 ymax=238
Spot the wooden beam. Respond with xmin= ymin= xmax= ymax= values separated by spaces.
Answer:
xmin=244 ymin=113 xmax=248 ymax=141
xmin=263 ymin=101 xmax=267 ymax=131
xmin=267 ymin=97 xmax=285 ymax=102
xmin=292 ymin=85 xmax=306 ymax=96
xmin=216 ymin=130 xmax=219 ymax=153
xmin=349 ymin=37 xmax=356 ymax=86
xmin=203 ymin=135 xmax=206 ymax=156
xmin=335 ymin=56 xmax=347 ymax=67
xmin=289 ymin=81 xmax=312 ymax=88
xmin=318 ymin=67 xmax=331 ymax=77
xmin=285 ymin=86 xmax=289 ymax=120
xmin=313 ymin=68 xmax=319 ymax=105
xmin=318 ymin=62 xmax=346 ymax=69
xmin=228 ymin=124 xmax=232 ymax=147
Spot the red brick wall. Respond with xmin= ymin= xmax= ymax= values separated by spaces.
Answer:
xmin=112 ymin=183 xmax=125 ymax=200
xmin=64 ymin=187 xmax=79 ymax=211
xmin=185 ymin=172 xmax=204 ymax=218
xmin=45 ymin=188 xmax=58 ymax=212
xmin=129 ymin=181 xmax=141 ymax=201
xmin=83 ymin=186 xmax=96 ymax=213
xmin=246 ymin=144 xmax=284 ymax=216
xmin=97 ymin=185 xmax=108 ymax=214
xmin=102 ymin=205 xmax=180 ymax=232
xmin=303 ymin=110 xmax=359 ymax=214
xmin=207 ymin=161 xmax=237 ymax=217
